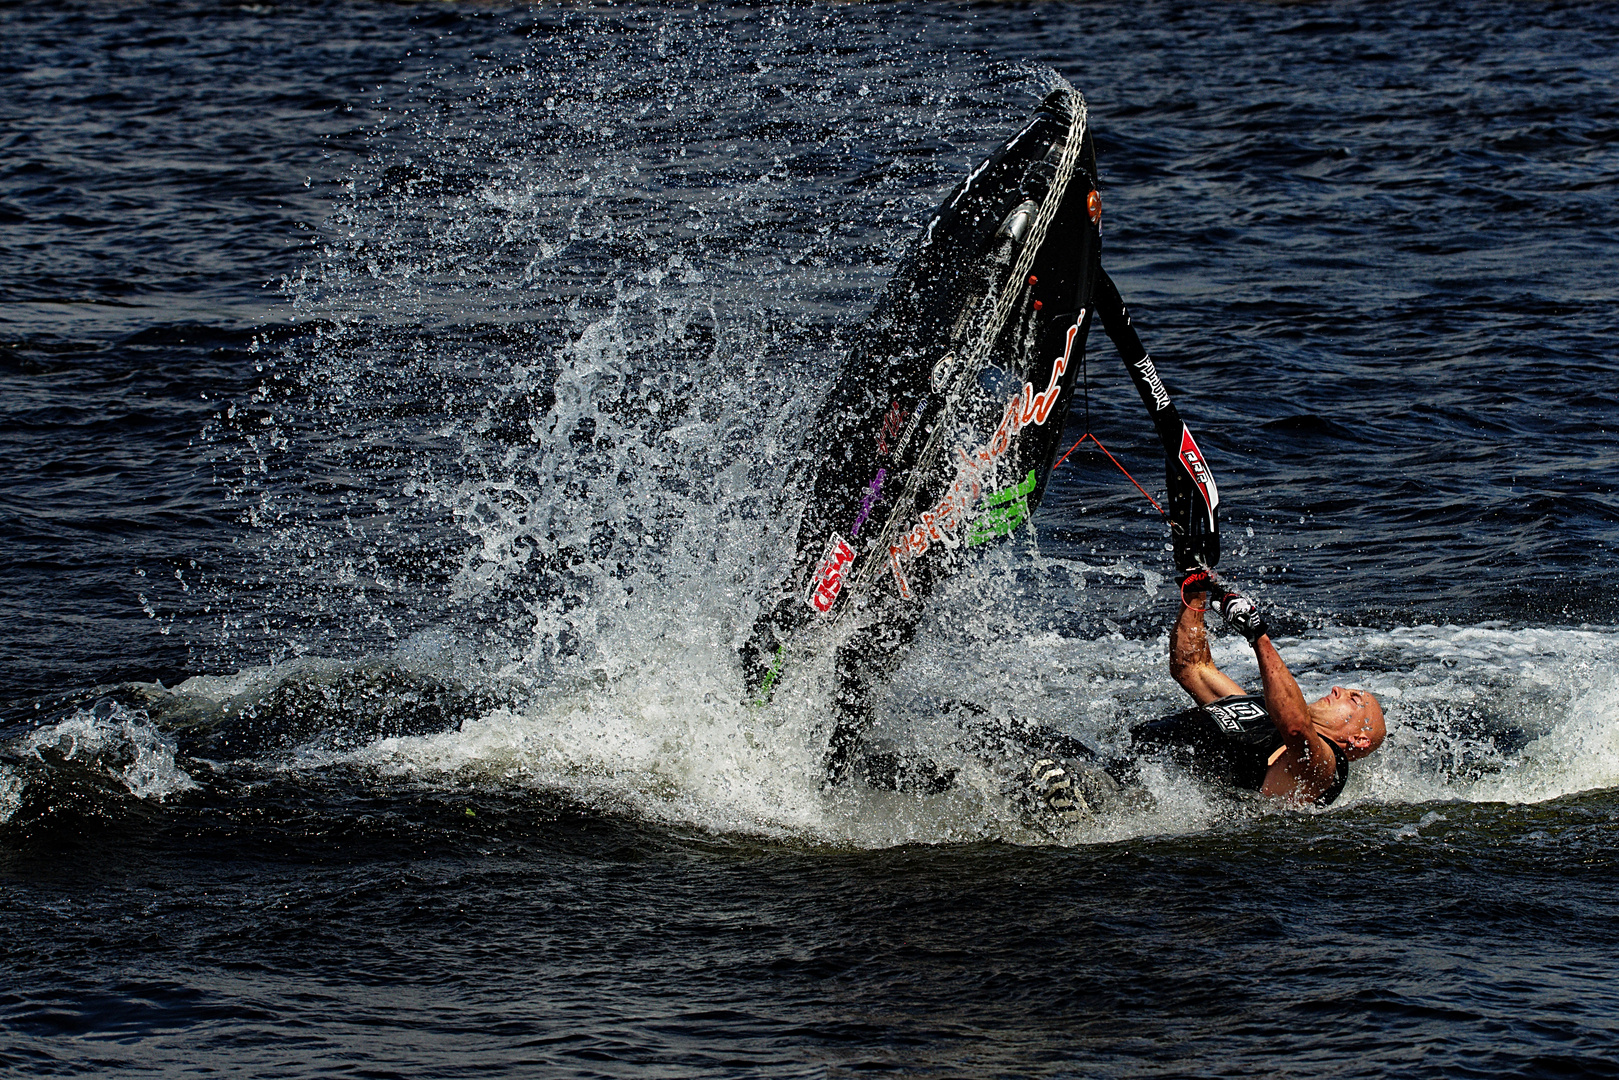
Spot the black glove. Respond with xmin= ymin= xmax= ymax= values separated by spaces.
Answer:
xmin=1211 ymin=588 xmax=1268 ymax=645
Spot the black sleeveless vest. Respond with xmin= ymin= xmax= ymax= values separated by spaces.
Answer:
xmin=1129 ymin=694 xmax=1348 ymax=806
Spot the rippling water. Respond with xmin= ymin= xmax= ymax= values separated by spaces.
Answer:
xmin=3 ymin=1 xmax=1618 ymax=1076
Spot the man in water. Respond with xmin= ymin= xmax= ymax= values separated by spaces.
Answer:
xmin=846 ymin=561 xmax=1388 ymax=816
xmin=1111 ymin=571 xmax=1386 ymax=808
xmin=1029 ymin=574 xmax=1385 ymax=821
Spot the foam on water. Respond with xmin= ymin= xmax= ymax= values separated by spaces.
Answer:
xmin=1342 ymin=624 xmax=1619 ymax=805
xmin=0 ymin=763 xmax=24 ymax=826
xmin=0 ymin=704 xmax=198 ymax=825
xmin=133 ymin=610 xmax=1606 ymax=848
xmin=31 ymin=708 xmax=197 ymax=801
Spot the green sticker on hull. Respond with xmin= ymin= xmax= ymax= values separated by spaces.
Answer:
xmin=967 ymin=469 xmax=1037 ymax=546
xmin=752 ymin=644 xmax=787 ymax=707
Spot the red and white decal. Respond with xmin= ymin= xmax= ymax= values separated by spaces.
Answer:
xmin=888 ymin=314 xmax=1085 ymax=600
xmin=875 ymin=401 xmax=905 ymax=457
xmin=1177 ymin=425 xmax=1220 ymax=529
xmin=808 ymin=534 xmax=856 ymax=613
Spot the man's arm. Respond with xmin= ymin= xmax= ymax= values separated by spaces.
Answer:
xmin=1212 ymin=590 xmax=1340 ymax=804
xmin=1251 ymin=634 xmax=1312 ymax=742
xmin=1251 ymin=633 xmax=1340 ymax=803
xmin=1169 ymin=599 xmax=1246 ymax=705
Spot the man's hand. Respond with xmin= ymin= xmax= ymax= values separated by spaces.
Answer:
xmin=1212 ymin=588 xmax=1269 ymax=645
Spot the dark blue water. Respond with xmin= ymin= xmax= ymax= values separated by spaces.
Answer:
xmin=4 ymin=1 xmax=1619 ymax=1076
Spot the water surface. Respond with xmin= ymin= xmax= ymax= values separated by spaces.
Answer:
xmin=3 ymin=1 xmax=1618 ymax=1075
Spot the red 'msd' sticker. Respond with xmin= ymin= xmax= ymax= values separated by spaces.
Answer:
xmin=807 ymin=535 xmax=856 ymax=613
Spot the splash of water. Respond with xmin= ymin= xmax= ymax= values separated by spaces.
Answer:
xmin=1 ymin=703 xmax=198 ymax=826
